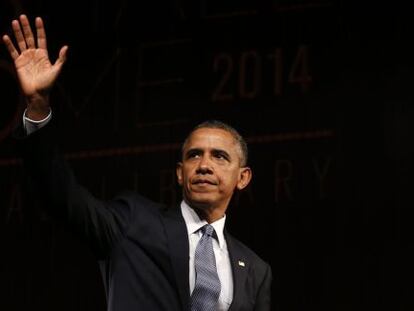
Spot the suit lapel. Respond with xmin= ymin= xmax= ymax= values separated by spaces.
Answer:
xmin=226 ymin=232 xmax=249 ymax=311
xmin=162 ymin=206 xmax=190 ymax=311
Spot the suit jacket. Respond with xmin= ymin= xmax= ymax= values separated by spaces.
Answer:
xmin=19 ymin=122 xmax=272 ymax=311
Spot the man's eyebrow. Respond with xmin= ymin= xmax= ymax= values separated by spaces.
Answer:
xmin=211 ymin=149 xmax=231 ymax=159
xmin=184 ymin=148 xmax=232 ymax=158
xmin=185 ymin=148 xmax=203 ymax=155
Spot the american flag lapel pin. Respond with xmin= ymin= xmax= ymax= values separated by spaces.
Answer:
xmin=238 ymin=260 xmax=245 ymax=267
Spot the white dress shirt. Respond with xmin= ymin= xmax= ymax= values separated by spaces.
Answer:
xmin=23 ymin=108 xmax=52 ymax=135
xmin=180 ymin=200 xmax=233 ymax=311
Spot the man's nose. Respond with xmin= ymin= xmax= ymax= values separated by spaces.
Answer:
xmin=196 ymin=156 xmax=213 ymax=174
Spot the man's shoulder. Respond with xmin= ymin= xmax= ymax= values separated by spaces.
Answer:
xmin=113 ymin=190 xmax=168 ymax=212
xmin=112 ymin=191 xmax=182 ymax=222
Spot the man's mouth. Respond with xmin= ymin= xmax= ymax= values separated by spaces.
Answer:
xmin=192 ymin=179 xmax=217 ymax=185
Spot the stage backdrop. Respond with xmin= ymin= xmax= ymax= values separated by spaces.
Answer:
xmin=1 ymin=1 xmax=414 ymax=310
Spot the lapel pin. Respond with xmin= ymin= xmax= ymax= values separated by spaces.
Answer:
xmin=238 ymin=260 xmax=245 ymax=267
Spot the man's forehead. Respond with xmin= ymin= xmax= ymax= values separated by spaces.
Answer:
xmin=185 ymin=128 xmax=236 ymax=148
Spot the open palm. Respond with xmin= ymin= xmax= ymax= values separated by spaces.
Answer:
xmin=14 ymin=47 xmax=61 ymax=97
xmin=3 ymin=15 xmax=67 ymax=100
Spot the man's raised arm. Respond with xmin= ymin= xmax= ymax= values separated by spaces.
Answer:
xmin=2 ymin=16 xmax=131 ymax=258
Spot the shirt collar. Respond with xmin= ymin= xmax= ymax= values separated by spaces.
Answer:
xmin=180 ymin=200 xmax=226 ymax=249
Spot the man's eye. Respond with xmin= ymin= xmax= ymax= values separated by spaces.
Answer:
xmin=188 ymin=152 xmax=200 ymax=158
xmin=215 ymin=153 xmax=228 ymax=160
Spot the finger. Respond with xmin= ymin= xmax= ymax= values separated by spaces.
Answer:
xmin=20 ymin=14 xmax=35 ymax=48
xmin=2 ymin=34 xmax=20 ymax=60
xmin=54 ymin=45 xmax=68 ymax=68
xmin=11 ymin=18 xmax=27 ymax=52
xmin=35 ymin=17 xmax=47 ymax=50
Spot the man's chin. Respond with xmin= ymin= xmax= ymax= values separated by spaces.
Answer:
xmin=185 ymin=195 xmax=215 ymax=210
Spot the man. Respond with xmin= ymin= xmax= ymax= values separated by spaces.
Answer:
xmin=3 ymin=14 xmax=272 ymax=311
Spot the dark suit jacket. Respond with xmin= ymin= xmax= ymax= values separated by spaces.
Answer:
xmin=19 ymin=122 xmax=272 ymax=311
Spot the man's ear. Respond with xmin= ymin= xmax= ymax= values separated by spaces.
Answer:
xmin=236 ymin=167 xmax=252 ymax=190
xmin=176 ymin=162 xmax=183 ymax=186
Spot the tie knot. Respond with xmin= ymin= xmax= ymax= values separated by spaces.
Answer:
xmin=202 ymin=224 xmax=215 ymax=238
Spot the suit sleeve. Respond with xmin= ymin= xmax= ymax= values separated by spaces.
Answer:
xmin=17 ymin=120 xmax=133 ymax=258
xmin=254 ymin=263 xmax=273 ymax=311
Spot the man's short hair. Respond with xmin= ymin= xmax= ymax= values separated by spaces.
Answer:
xmin=182 ymin=120 xmax=248 ymax=167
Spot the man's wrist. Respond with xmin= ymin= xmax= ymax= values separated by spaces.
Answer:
xmin=25 ymin=94 xmax=50 ymax=121
xmin=24 ymin=107 xmax=52 ymax=123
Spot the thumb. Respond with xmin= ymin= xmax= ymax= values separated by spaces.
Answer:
xmin=54 ymin=45 xmax=68 ymax=68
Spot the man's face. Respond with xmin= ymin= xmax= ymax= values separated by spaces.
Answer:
xmin=176 ymin=128 xmax=251 ymax=217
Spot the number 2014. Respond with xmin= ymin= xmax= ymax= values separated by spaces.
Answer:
xmin=211 ymin=45 xmax=312 ymax=102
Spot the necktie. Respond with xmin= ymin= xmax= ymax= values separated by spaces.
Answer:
xmin=190 ymin=224 xmax=221 ymax=311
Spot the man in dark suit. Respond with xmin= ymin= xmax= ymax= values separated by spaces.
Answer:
xmin=3 ymin=14 xmax=272 ymax=311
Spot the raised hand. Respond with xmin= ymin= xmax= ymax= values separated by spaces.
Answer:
xmin=2 ymin=14 xmax=68 ymax=120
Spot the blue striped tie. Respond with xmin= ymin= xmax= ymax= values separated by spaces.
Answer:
xmin=190 ymin=224 xmax=221 ymax=311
